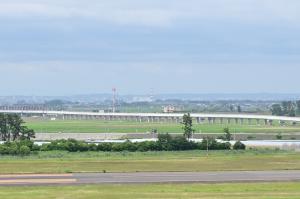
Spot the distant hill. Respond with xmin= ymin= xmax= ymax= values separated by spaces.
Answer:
xmin=0 ymin=93 xmax=300 ymax=105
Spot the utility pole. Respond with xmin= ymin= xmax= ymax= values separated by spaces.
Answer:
xmin=112 ymin=88 xmax=117 ymax=113
xmin=206 ymin=137 xmax=209 ymax=157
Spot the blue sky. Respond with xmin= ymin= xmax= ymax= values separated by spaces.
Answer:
xmin=0 ymin=0 xmax=300 ymax=95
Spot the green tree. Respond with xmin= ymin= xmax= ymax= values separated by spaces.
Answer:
xmin=0 ymin=114 xmax=9 ymax=141
xmin=223 ymin=127 xmax=232 ymax=141
xmin=19 ymin=145 xmax=31 ymax=156
xmin=271 ymin=104 xmax=283 ymax=116
xmin=20 ymin=126 xmax=36 ymax=140
xmin=288 ymin=108 xmax=296 ymax=117
xmin=237 ymin=105 xmax=242 ymax=113
xmin=0 ymin=114 xmax=35 ymax=141
xmin=296 ymin=100 xmax=300 ymax=116
xmin=233 ymin=141 xmax=246 ymax=150
xmin=182 ymin=113 xmax=194 ymax=139
xmin=229 ymin=104 xmax=234 ymax=112
xmin=281 ymin=101 xmax=295 ymax=115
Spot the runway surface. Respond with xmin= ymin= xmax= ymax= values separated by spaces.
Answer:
xmin=1 ymin=171 xmax=300 ymax=186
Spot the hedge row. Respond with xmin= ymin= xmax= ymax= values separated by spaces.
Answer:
xmin=40 ymin=135 xmax=235 ymax=152
xmin=0 ymin=140 xmax=39 ymax=156
xmin=0 ymin=134 xmax=246 ymax=156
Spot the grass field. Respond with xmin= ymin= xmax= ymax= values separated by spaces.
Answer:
xmin=25 ymin=119 xmax=300 ymax=134
xmin=0 ymin=150 xmax=299 ymax=174
xmin=0 ymin=182 xmax=300 ymax=199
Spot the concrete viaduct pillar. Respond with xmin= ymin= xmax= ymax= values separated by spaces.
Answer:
xmin=235 ymin=118 xmax=239 ymax=124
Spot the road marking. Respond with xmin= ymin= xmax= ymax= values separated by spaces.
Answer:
xmin=0 ymin=174 xmax=73 ymax=178
xmin=0 ymin=178 xmax=77 ymax=185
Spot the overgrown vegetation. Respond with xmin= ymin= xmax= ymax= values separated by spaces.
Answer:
xmin=271 ymin=100 xmax=300 ymax=117
xmin=0 ymin=114 xmax=36 ymax=155
xmin=233 ymin=141 xmax=246 ymax=150
xmin=182 ymin=113 xmax=194 ymax=139
xmin=0 ymin=135 xmax=242 ymax=155
xmin=0 ymin=140 xmax=38 ymax=156
xmin=39 ymin=135 xmax=232 ymax=153
xmin=0 ymin=113 xmax=248 ymax=156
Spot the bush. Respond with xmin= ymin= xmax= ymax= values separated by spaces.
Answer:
xmin=22 ymin=135 xmax=234 ymax=154
xmin=198 ymin=138 xmax=231 ymax=150
xmin=233 ymin=141 xmax=246 ymax=150
xmin=170 ymin=136 xmax=196 ymax=151
xmin=17 ymin=140 xmax=34 ymax=150
xmin=97 ymin=143 xmax=113 ymax=151
xmin=0 ymin=145 xmax=9 ymax=155
xmin=88 ymin=143 xmax=98 ymax=151
xmin=0 ymin=141 xmax=33 ymax=156
xmin=276 ymin=133 xmax=283 ymax=140
xmin=223 ymin=127 xmax=232 ymax=141
xmin=137 ymin=141 xmax=161 ymax=152
xmin=121 ymin=141 xmax=138 ymax=152
xmin=157 ymin=133 xmax=172 ymax=151
xmin=32 ymin=144 xmax=41 ymax=151
xmin=6 ymin=142 xmax=19 ymax=155
xmin=111 ymin=143 xmax=123 ymax=152
xmin=19 ymin=145 xmax=31 ymax=156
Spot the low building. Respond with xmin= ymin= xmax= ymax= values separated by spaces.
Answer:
xmin=163 ymin=105 xmax=176 ymax=113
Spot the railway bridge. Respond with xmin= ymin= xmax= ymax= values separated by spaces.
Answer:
xmin=0 ymin=110 xmax=299 ymax=125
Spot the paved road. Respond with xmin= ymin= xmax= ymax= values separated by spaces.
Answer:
xmin=1 ymin=171 xmax=300 ymax=186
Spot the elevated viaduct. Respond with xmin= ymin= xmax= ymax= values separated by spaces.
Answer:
xmin=0 ymin=110 xmax=299 ymax=125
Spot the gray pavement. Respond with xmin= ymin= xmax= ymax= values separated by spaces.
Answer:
xmin=34 ymin=132 xmax=300 ymax=141
xmin=1 ymin=171 xmax=300 ymax=186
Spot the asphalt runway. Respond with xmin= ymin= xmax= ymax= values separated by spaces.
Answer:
xmin=1 ymin=171 xmax=300 ymax=186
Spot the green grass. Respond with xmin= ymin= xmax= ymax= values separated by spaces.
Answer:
xmin=0 ymin=150 xmax=300 ymax=174
xmin=0 ymin=182 xmax=300 ymax=199
xmin=25 ymin=119 xmax=300 ymax=133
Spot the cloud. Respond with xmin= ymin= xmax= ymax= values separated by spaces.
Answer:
xmin=0 ymin=0 xmax=300 ymax=27
xmin=1 ymin=61 xmax=300 ymax=95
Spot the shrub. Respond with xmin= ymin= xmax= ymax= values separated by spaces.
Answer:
xmin=40 ymin=144 xmax=50 ymax=151
xmin=17 ymin=140 xmax=34 ymax=150
xmin=170 ymin=136 xmax=196 ymax=151
xmin=32 ymin=144 xmax=41 ymax=151
xmin=7 ymin=143 xmax=18 ymax=155
xmin=0 ymin=142 xmax=33 ymax=156
xmin=88 ymin=143 xmax=98 ymax=151
xmin=218 ymin=142 xmax=232 ymax=150
xmin=276 ymin=133 xmax=283 ymax=140
xmin=19 ymin=145 xmax=31 ymax=156
xmin=198 ymin=138 xmax=231 ymax=150
xmin=27 ymin=135 xmax=234 ymax=153
xmin=111 ymin=143 xmax=123 ymax=152
xmin=137 ymin=141 xmax=161 ymax=152
xmin=158 ymin=133 xmax=173 ymax=151
xmin=0 ymin=145 xmax=9 ymax=155
xmin=97 ymin=143 xmax=113 ymax=151
xmin=121 ymin=141 xmax=138 ymax=152
xmin=223 ymin=127 xmax=232 ymax=141
xmin=233 ymin=141 xmax=246 ymax=150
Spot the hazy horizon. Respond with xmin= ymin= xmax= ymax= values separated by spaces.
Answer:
xmin=2 ymin=92 xmax=300 ymax=97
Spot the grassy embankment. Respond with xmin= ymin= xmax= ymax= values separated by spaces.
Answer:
xmin=0 ymin=150 xmax=299 ymax=174
xmin=0 ymin=182 xmax=300 ymax=199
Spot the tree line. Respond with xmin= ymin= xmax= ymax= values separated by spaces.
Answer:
xmin=271 ymin=101 xmax=300 ymax=117
xmin=0 ymin=113 xmax=246 ymax=156
xmin=0 ymin=136 xmax=245 ymax=156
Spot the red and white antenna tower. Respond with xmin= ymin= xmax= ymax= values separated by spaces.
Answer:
xmin=112 ymin=87 xmax=117 ymax=113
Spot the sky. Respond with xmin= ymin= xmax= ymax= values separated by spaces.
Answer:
xmin=0 ymin=0 xmax=300 ymax=95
